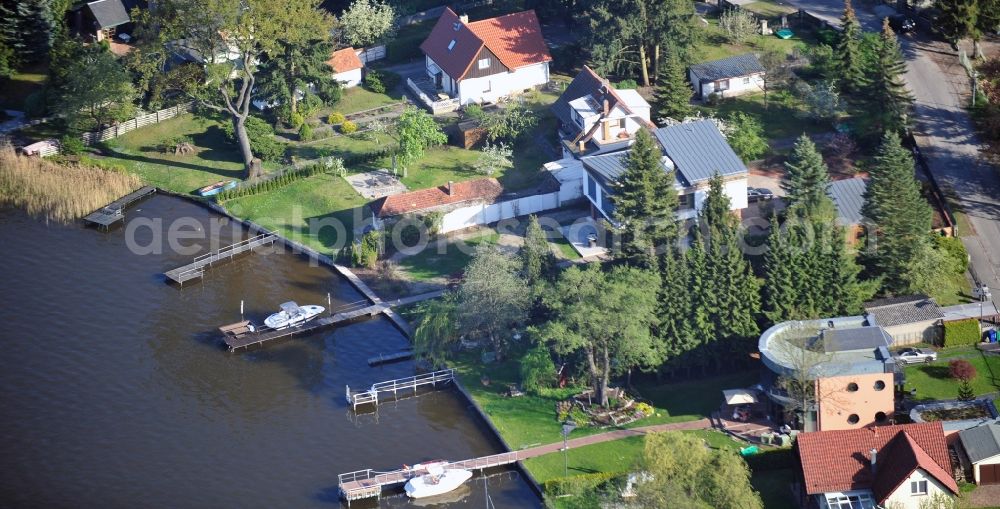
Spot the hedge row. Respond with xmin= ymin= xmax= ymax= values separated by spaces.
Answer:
xmin=216 ymin=148 xmax=392 ymax=202
xmin=742 ymin=447 xmax=795 ymax=472
xmin=542 ymin=471 xmax=625 ymax=497
xmin=944 ymin=318 xmax=981 ymax=347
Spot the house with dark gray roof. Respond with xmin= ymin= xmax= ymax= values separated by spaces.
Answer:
xmin=688 ymin=53 xmax=766 ymax=100
xmin=578 ymin=119 xmax=748 ymax=221
xmin=551 ymin=66 xmax=654 ymax=156
xmin=827 ymin=177 xmax=868 ymax=244
xmin=75 ymin=0 xmax=135 ymax=43
xmin=960 ymin=424 xmax=1000 ymax=484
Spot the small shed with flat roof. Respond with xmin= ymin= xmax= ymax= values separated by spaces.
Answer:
xmin=865 ymin=294 xmax=944 ymax=346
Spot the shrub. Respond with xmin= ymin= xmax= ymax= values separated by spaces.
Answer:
xmin=635 ymin=402 xmax=654 ymax=416
xmin=299 ymin=123 xmax=313 ymax=142
xmin=290 ymin=111 xmax=305 ymax=129
xmin=464 ymin=103 xmax=485 ymax=120
xmin=615 ymin=79 xmax=638 ymax=90
xmin=569 ymin=406 xmax=590 ymax=426
xmin=543 ymin=472 xmax=623 ymax=497
xmin=949 ymin=359 xmax=977 ymax=381
xmin=934 ymin=235 xmax=969 ymax=273
xmin=341 ymin=120 xmax=358 ymax=134
xmin=59 ymin=135 xmax=85 ymax=155
xmin=328 ymin=112 xmax=346 ymax=125
xmin=423 ymin=210 xmax=444 ymax=236
xmin=351 ymin=229 xmax=382 ymax=268
xmin=520 ymin=344 xmax=556 ymax=394
xmin=311 ymin=127 xmax=332 ymax=141
xmin=364 ymin=70 xmax=386 ymax=94
xmin=944 ymin=318 xmax=981 ymax=347
xmin=298 ymin=92 xmax=324 ymax=118
xmin=743 ymin=448 xmax=795 ymax=471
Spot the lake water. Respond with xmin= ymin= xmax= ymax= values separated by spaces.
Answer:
xmin=0 ymin=195 xmax=541 ymax=508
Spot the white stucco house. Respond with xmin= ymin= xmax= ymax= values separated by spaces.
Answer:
xmin=327 ymin=47 xmax=364 ymax=88
xmin=576 ymin=119 xmax=749 ymax=222
xmin=417 ymin=8 xmax=551 ymax=106
xmin=797 ymin=422 xmax=958 ymax=509
xmin=551 ymin=66 xmax=655 ymax=157
xmin=688 ymin=53 xmax=766 ymax=101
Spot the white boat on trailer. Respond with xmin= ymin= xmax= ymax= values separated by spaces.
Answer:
xmin=263 ymin=301 xmax=325 ymax=330
xmin=405 ymin=464 xmax=473 ymax=499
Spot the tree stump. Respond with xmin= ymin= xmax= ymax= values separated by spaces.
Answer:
xmin=173 ymin=142 xmax=195 ymax=156
xmin=248 ymin=158 xmax=264 ymax=180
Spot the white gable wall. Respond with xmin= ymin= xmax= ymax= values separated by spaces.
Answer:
xmin=333 ymin=68 xmax=362 ymax=88
xmin=457 ymin=62 xmax=549 ymax=105
xmin=881 ymin=468 xmax=954 ymax=509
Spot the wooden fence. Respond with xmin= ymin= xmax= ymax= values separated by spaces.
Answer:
xmin=80 ymin=102 xmax=195 ymax=146
xmin=357 ymin=45 xmax=386 ymax=64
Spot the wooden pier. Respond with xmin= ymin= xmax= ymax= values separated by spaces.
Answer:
xmin=367 ymin=349 xmax=413 ymax=366
xmin=345 ymin=368 xmax=455 ymax=410
xmin=83 ymin=186 xmax=156 ymax=229
xmin=221 ymin=302 xmax=389 ymax=351
xmin=338 ymin=451 xmax=518 ymax=503
xmin=164 ymin=232 xmax=277 ymax=284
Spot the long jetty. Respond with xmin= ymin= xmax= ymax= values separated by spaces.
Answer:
xmin=164 ymin=232 xmax=277 ymax=284
xmin=345 ymin=368 xmax=455 ymax=410
xmin=83 ymin=186 xmax=156 ymax=229
xmin=338 ymin=451 xmax=518 ymax=503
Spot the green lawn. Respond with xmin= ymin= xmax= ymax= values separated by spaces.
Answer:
xmin=743 ymin=0 xmax=797 ymax=17
xmin=397 ymin=231 xmax=500 ymax=280
xmin=633 ymin=370 xmax=761 ymax=425
xmin=905 ymin=350 xmax=1000 ymax=402
xmin=694 ymin=17 xmax=819 ymax=63
xmin=751 ymin=468 xmax=798 ymax=509
xmin=453 ymin=349 xmax=756 ymax=449
xmin=325 ymin=87 xmax=403 ymax=116
xmin=0 ymin=63 xmax=47 ymax=110
xmin=524 ymin=435 xmax=646 ymax=482
xmin=696 ymin=90 xmax=831 ymax=143
xmin=551 ymin=229 xmax=582 ymax=260
xmin=104 ymin=113 xmax=249 ymax=194
xmin=224 ymin=172 xmax=367 ymax=256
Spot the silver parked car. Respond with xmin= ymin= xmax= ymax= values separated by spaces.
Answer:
xmin=897 ymin=348 xmax=938 ymax=364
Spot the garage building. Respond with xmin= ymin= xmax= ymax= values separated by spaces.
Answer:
xmin=959 ymin=423 xmax=1000 ymax=484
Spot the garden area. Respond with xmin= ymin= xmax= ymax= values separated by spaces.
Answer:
xmin=904 ymin=349 xmax=1000 ymax=403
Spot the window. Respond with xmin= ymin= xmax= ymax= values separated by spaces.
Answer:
xmin=824 ymin=493 xmax=875 ymax=509
xmin=587 ymin=175 xmax=597 ymax=201
xmin=874 ymin=380 xmax=886 ymax=391
xmin=847 ymin=382 xmax=859 ymax=392
xmin=743 ymin=76 xmax=751 ymax=85
xmin=447 ymin=40 xmax=456 ymax=51
xmin=677 ymin=193 xmax=693 ymax=210
xmin=478 ymin=58 xmax=490 ymax=69
xmin=911 ymin=480 xmax=928 ymax=495
xmin=715 ymin=79 xmax=730 ymax=91
xmin=875 ymin=411 xmax=887 ymax=422
xmin=847 ymin=414 xmax=860 ymax=424
xmin=600 ymin=186 xmax=615 ymax=216
xmin=618 ymin=118 xmax=626 ymax=129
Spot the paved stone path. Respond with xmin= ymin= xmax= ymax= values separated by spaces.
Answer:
xmin=515 ymin=418 xmax=713 ymax=460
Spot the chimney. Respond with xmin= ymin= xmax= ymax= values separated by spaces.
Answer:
xmin=459 ymin=14 xmax=469 ymax=23
xmin=870 ymin=448 xmax=878 ymax=473
xmin=447 ymin=181 xmax=454 ymax=195
xmin=603 ymin=97 xmax=610 ymax=115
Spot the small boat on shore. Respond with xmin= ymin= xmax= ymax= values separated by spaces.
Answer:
xmin=405 ymin=464 xmax=472 ymax=499
xmin=197 ymin=180 xmax=237 ymax=197
xmin=263 ymin=301 xmax=325 ymax=330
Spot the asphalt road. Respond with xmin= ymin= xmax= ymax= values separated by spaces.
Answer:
xmin=783 ymin=0 xmax=1000 ymax=303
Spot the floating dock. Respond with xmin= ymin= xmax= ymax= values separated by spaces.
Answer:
xmin=367 ymin=349 xmax=414 ymax=366
xmin=83 ymin=186 xmax=156 ymax=229
xmin=164 ymin=232 xmax=277 ymax=284
xmin=345 ymin=368 xmax=455 ymax=410
xmin=221 ymin=302 xmax=389 ymax=351
xmin=338 ymin=451 xmax=518 ymax=503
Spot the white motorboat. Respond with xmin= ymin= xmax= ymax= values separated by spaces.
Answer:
xmin=405 ymin=465 xmax=473 ymax=499
xmin=263 ymin=301 xmax=325 ymax=330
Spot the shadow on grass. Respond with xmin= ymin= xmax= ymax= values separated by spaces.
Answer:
xmin=915 ymin=365 xmax=953 ymax=380
xmin=108 ymin=149 xmax=245 ymax=178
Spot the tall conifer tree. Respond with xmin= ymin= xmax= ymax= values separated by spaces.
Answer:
xmin=652 ymin=52 xmax=693 ymax=121
xmin=869 ymin=19 xmax=914 ymax=134
xmin=835 ymin=0 xmax=867 ymax=95
xmin=782 ymin=134 xmax=834 ymax=220
xmin=613 ymin=129 xmax=679 ymax=268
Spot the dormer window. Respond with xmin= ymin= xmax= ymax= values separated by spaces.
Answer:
xmin=452 ymin=22 xmax=461 ymax=31
xmin=447 ymin=40 xmax=456 ymax=51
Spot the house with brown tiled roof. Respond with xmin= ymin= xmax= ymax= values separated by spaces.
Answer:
xmin=416 ymin=8 xmax=551 ymax=107
xmin=370 ymin=178 xmax=504 ymax=221
xmin=796 ymin=422 xmax=958 ymax=509
xmin=551 ymin=66 xmax=654 ymax=157
xmin=327 ymin=48 xmax=364 ymax=88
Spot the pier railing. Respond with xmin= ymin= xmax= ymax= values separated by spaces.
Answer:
xmin=193 ymin=232 xmax=277 ymax=265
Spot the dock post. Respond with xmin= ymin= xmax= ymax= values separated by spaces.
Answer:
xmin=345 ymin=385 xmax=351 ymax=405
xmin=327 ymin=293 xmax=332 ymax=315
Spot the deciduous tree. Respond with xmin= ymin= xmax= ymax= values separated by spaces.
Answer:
xmin=719 ymin=8 xmax=757 ymax=44
xmin=413 ymin=296 xmax=460 ymax=367
xmin=724 ymin=112 xmax=768 ymax=162
xmin=457 ymin=245 xmax=530 ymax=359
xmin=394 ymin=107 xmax=447 ymax=176
xmin=338 ymin=0 xmax=396 ymax=48
xmin=536 ymin=264 xmax=661 ymax=407
xmin=521 ymin=215 xmax=555 ymax=287
xmin=51 ymin=42 xmax=137 ymax=130
xmin=473 ymin=142 xmax=513 ymax=176
xmin=149 ymin=0 xmax=333 ymax=178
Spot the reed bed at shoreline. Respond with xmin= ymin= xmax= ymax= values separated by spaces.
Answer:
xmin=0 ymin=144 xmax=142 ymax=222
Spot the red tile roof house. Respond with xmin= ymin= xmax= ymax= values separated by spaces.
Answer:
xmin=327 ymin=48 xmax=364 ymax=88
xmin=369 ymin=178 xmax=505 ymax=234
xmin=796 ymin=422 xmax=958 ymax=509
xmin=414 ymin=8 xmax=552 ymax=109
